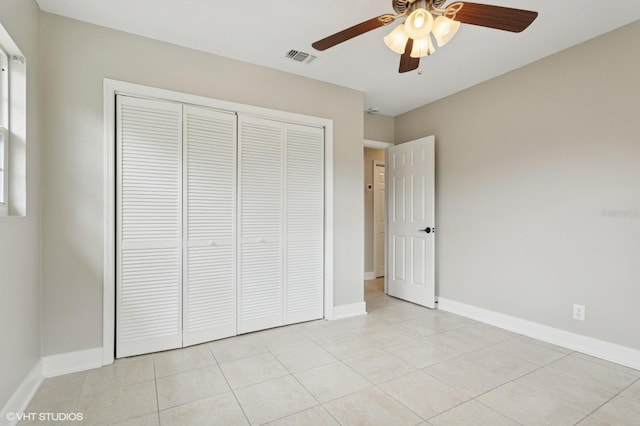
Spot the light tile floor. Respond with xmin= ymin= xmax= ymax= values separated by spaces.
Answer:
xmin=21 ymin=279 xmax=640 ymax=425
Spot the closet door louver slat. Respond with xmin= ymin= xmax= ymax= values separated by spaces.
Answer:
xmin=183 ymin=106 xmax=238 ymax=346
xmin=116 ymin=96 xmax=183 ymax=358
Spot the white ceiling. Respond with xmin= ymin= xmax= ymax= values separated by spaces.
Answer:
xmin=35 ymin=0 xmax=640 ymax=116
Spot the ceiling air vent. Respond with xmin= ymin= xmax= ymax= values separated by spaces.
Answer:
xmin=286 ymin=49 xmax=317 ymax=64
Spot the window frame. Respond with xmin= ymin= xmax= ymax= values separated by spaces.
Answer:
xmin=0 ymin=45 xmax=8 ymax=215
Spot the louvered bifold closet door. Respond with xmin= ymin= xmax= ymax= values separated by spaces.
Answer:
xmin=284 ymin=124 xmax=325 ymax=324
xmin=183 ymin=106 xmax=237 ymax=346
xmin=116 ymin=96 xmax=183 ymax=358
xmin=238 ymin=116 xmax=284 ymax=333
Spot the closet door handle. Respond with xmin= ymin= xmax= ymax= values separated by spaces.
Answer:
xmin=420 ymin=227 xmax=434 ymax=234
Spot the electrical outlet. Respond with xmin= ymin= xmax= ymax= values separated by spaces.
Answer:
xmin=573 ymin=304 xmax=585 ymax=321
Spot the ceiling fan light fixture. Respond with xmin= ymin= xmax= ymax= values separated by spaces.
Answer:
xmin=404 ymin=8 xmax=434 ymax=40
xmin=432 ymin=16 xmax=460 ymax=47
xmin=311 ymin=0 xmax=539 ymax=74
xmin=410 ymin=36 xmax=435 ymax=58
xmin=384 ymin=24 xmax=409 ymax=54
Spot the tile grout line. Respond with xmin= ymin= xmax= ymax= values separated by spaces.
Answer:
xmin=152 ymin=355 xmax=161 ymax=425
xmin=151 ymin=349 xmax=227 ymax=414
xmin=253 ymin=332 xmax=344 ymax=425
xmin=312 ymin=358 xmax=378 ymax=405
xmin=222 ymin=336 xmax=333 ymax=425
xmin=206 ymin=344 xmax=252 ymax=426
xmin=413 ymin=345 xmax=575 ymax=424
xmin=580 ymin=374 xmax=640 ymax=421
xmin=473 ymin=352 xmax=593 ymax=423
xmin=421 ymin=345 xmax=639 ymax=425
xmin=275 ymin=336 xmax=375 ymax=406
xmin=544 ymin=352 xmax=639 ymax=405
xmin=472 ymin=398 xmax=527 ymax=425
xmin=372 ymin=380 xmax=436 ymax=423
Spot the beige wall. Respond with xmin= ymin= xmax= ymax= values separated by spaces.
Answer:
xmin=364 ymin=113 xmax=395 ymax=143
xmin=0 ymin=0 xmax=41 ymax=408
xmin=40 ymin=13 xmax=364 ymax=356
xmin=363 ymin=148 xmax=385 ymax=274
xmin=396 ymin=21 xmax=640 ymax=350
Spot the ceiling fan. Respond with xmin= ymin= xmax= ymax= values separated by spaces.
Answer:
xmin=312 ymin=0 xmax=538 ymax=73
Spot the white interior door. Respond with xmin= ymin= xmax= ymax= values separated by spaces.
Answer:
xmin=183 ymin=106 xmax=237 ymax=346
xmin=386 ymin=136 xmax=435 ymax=308
xmin=373 ymin=162 xmax=385 ymax=278
xmin=116 ymin=98 xmax=327 ymax=356
xmin=237 ymin=116 xmax=284 ymax=333
xmin=284 ymin=123 xmax=324 ymax=324
xmin=116 ymin=96 xmax=183 ymax=357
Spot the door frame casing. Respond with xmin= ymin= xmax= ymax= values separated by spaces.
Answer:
xmin=372 ymin=160 xmax=385 ymax=278
xmin=364 ymin=139 xmax=393 ymax=150
xmin=103 ymin=79 xmax=334 ymax=365
xmin=363 ymin=139 xmax=393 ymax=285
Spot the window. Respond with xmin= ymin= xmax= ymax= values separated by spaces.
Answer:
xmin=0 ymin=46 xmax=7 ymax=215
xmin=0 ymin=22 xmax=26 ymax=217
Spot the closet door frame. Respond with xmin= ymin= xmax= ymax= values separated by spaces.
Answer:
xmin=103 ymin=79 xmax=334 ymax=366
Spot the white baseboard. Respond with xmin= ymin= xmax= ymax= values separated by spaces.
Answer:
xmin=364 ymin=272 xmax=377 ymax=281
xmin=329 ymin=302 xmax=367 ymax=320
xmin=1 ymin=348 xmax=104 ymax=426
xmin=0 ymin=359 xmax=43 ymax=426
xmin=42 ymin=347 xmax=103 ymax=378
xmin=438 ymin=297 xmax=640 ymax=371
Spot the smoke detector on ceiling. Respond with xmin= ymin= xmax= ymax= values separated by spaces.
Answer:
xmin=285 ymin=49 xmax=317 ymax=64
xmin=366 ymin=107 xmax=381 ymax=114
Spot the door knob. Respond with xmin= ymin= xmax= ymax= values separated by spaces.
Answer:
xmin=420 ymin=227 xmax=434 ymax=234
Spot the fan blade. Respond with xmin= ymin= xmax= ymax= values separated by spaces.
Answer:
xmin=312 ymin=15 xmax=396 ymax=51
xmin=399 ymin=38 xmax=420 ymax=73
xmin=455 ymin=2 xmax=538 ymax=33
